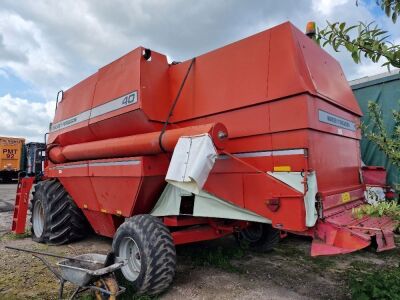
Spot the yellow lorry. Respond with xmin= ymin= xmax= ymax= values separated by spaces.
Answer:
xmin=0 ymin=137 xmax=25 ymax=183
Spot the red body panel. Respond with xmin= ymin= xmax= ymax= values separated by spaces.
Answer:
xmin=44 ymin=22 xmax=393 ymax=254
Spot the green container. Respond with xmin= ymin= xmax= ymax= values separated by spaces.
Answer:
xmin=350 ymin=71 xmax=400 ymax=187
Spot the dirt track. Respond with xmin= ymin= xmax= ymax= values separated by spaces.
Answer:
xmin=1 ymin=183 xmax=399 ymax=300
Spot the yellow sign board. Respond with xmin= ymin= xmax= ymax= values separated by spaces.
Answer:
xmin=341 ymin=192 xmax=351 ymax=203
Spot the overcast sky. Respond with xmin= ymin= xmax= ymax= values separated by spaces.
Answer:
xmin=0 ymin=0 xmax=399 ymax=141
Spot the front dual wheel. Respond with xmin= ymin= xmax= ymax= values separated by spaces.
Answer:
xmin=30 ymin=180 xmax=89 ymax=244
xmin=112 ymin=214 xmax=176 ymax=295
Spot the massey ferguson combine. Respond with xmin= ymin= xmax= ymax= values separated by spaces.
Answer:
xmin=22 ymin=22 xmax=396 ymax=294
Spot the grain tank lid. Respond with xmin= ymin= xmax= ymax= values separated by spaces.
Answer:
xmin=288 ymin=23 xmax=363 ymax=116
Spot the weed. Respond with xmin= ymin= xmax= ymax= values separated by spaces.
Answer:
xmin=275 ymin=242 xmax=336 ymax=271
xmin=0 ymin=229 xmax=31 ymax=241
xmin=350 ymin=260 xmax=377 ymax=272
xmin=347 ymin=263 xmax=400 ymax=299
xmin=274 ymin=244 xmax=304 ymax=257
xmin=309 ymin=256 xmax=336 ymax=270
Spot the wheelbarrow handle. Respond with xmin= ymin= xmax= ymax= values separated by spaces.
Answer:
xmin=5 ymin=246 xmax=103 ymax=265
xmin=5 ymin=246 xmax=64 ymax=282
xmin=32 ymin=253 xmax=64 ymax=282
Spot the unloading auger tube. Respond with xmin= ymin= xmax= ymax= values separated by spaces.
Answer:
xmin=48 ymin=123 xmax=227 ymax=163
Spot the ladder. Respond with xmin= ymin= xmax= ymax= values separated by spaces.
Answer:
xmin=11 ymin=177 xmax=35 ymax=234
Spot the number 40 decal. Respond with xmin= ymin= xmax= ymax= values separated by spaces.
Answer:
xmin=122 ymin=92 xmax=137 ymax=106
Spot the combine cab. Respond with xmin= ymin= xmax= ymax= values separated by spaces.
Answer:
xmin=25 ymin=22 xmax=396 ymax=295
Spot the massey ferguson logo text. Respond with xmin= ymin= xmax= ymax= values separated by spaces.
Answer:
xmin=318 ymin=110 xmax=356 ymax=131
xmin=326 ymin=115 xmax=352 ymax=129
xmin=50 ymin=90 xmax=138 ymax=132
xmin=52 ymin=117 xmax=78 ymax=131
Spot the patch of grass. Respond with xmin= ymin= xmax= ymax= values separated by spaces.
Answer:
xmin=377 ymin=247 xmax=400 ymax=259
xmin=78 ymin=294 xmax=95 ymax=300
xmin=348 ymin=266 xmax=400 ymax=300
xmin=178 ymin=245 xmax=245 ymax=273
xmin=349 ymin=260 xmax=377 ymax=272
xmin=76 ymin=280 xmax=160 ymax=300
xmin=275 ymin=242 xmax=336 ymax=271
xmin=0 ymin=229 xmax=31 ymax=241
xmin=309 ymin=256 xmax=336 ymax=270
xmin=131 ymin=295 xmax=159 ymax=300
xmin=274 ymin=244 xmax=304 ymax=257
xmin=118 ymin=290 xmax=159 ymax=300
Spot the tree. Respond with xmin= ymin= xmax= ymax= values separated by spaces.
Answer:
xmin=316 ymin=1 xmax=400 ymax=68
xmin=315 ymin=0 xmax=400 ymax=181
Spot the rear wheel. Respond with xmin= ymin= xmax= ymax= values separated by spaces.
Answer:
xmin=112 ymin=214 xmax=176 ymax=295
xmin=235 ymin=223 xmax=280 ymax=252
xmin=30 ymin=179 xmax=89 ymax=244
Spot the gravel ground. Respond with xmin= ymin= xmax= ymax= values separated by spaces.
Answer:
xmin=0 ymin=183 xmax=399 ymax=300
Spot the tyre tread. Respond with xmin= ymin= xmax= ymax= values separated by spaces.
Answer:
xmin=30 ymin=179 xmax=89 ymax=245
xmin=112 ymin=214 xmax=176 ymax=295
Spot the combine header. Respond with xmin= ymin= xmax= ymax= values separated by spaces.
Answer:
xmin=24 ymin=22 xmax=395 ymax=295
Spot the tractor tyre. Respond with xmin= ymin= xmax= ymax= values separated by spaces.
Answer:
xmin=112 ymin=214 xmax=176 ymax=296
xmin=30 ymin=179 xmax=89 ymax=244
xmin=235 ymin=223 xmax=280 ymax=252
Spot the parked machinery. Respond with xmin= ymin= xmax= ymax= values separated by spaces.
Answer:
xmin=0 ymin=137 xmax=24 ymax=183
xmin=28 ymin=22 xmax=396 ymax=295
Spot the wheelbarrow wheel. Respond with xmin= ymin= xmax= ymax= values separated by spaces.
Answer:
xmin=30 ymin=179 xmax=89 ymax=244
xmin=112 ymin=214 xmax=176 ymax=295
xmin=235 ymin=223 xmax=280 ymax=252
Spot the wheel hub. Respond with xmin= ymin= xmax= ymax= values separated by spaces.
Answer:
xmin=119 ymin=237 xmax=141 ymax=281
xmin=32 ymin=200 xmax=45 ymax=238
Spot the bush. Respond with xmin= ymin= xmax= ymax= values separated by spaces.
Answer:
xmin=348 ymin=267 xmax=400 ymax=300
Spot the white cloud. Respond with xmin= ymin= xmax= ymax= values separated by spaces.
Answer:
xmin=351 ymin=61 xmax=392 ymax=80
xmin=0 ymin=11 xmax=67 ymax=100
xmin=0 ymin=94 xmax=54 ymax=142
xmin=0 ymin=68 xmax=9 ymax=79
xmin=0 ymin=0 xmax=399 ymax=140
xmin=312 ymin=0 xmax=349 ymax=15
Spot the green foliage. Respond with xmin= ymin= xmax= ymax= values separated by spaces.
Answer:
xmin=362 ymin=102 xmax=400 ymax=172
xmin=353 ymin=200 xmax=400 ymax=229
xmin=316 ymin=21 xmax=400 ymax=68
xmin=348 ymin=266 xmax=400 ymax=300
xmin=316 ymin=1 xmax=400 ymax=68
xmin=357 ymin=0 xmax=400 ymax=23
xmin=316 ymin=0 xmax=400 ymax=190
xmin=377 ymin=0 xmax=400 ymax=23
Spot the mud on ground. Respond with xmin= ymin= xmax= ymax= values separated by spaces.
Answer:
xmin=1 ymin=183 xmax=399 ymax=300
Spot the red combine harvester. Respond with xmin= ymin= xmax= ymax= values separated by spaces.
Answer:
xmin=21 ymin=22 xmax=396 ymax=294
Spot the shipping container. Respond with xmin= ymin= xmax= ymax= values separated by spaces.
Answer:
xmin=350 ymin=70 xmax=400 ymax=187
